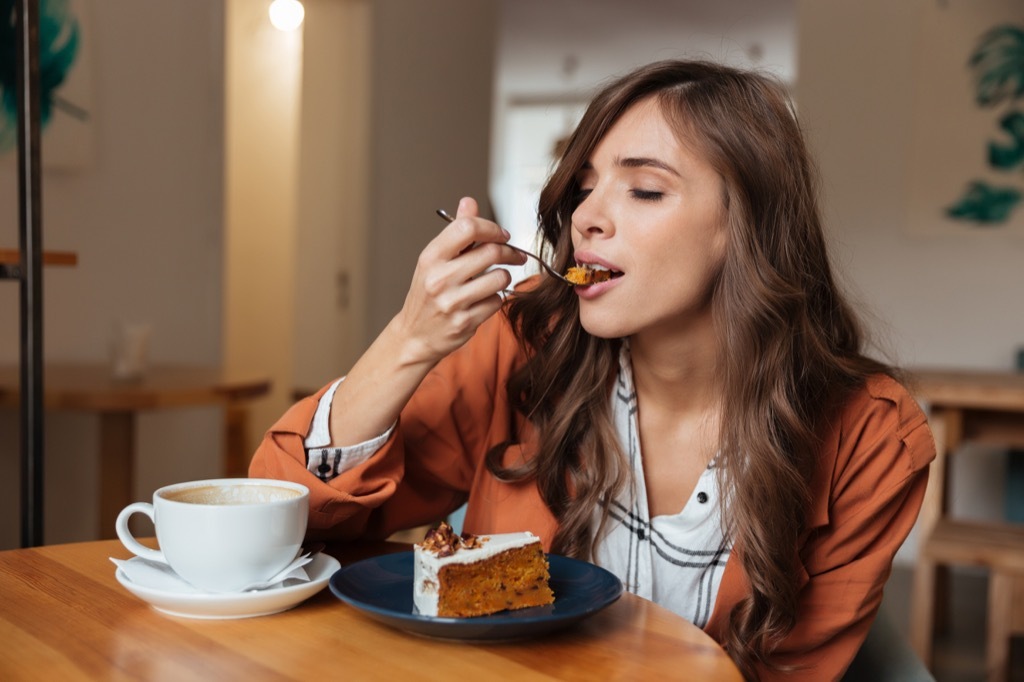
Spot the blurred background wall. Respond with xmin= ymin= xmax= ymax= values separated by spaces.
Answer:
xmin=796 ymin=0 xmax=1024 ymax=561
xmin=1 ymin=0 xmax=1021 ymax=559
xmin=1 ymin=0 xmax=227 ymax=546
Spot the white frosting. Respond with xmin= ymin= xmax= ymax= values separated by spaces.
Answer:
xmin=412 ymin=532 xmax=541 ymax=617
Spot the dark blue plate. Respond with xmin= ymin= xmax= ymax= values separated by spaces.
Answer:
xmin=329 ymin=552 xmax=623 ymax=640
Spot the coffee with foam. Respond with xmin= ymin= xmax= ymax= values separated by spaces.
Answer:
xmin=162 ymin=484 xmax=301 ymax=505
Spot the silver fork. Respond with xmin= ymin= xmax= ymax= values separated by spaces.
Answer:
xmin=436 ymin=209 xmax=571 ymax=284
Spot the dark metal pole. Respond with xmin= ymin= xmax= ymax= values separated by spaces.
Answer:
xmin=17 ymin=0 xmax=44 ymax=548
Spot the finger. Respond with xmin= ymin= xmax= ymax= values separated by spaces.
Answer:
xmin=430 ymin=293 xmax=505 ymax=352
xmin=460 ymin=266 xmax=514 ymax=301
xmin=455 ymin=196 xmax=479 ymax=219
xmin=418 ymin=251 xmax=513 ymax=310
xmin=460 ymin=291 xmax=508 ymax=329
xmin=452 ymin=196 xmax=482 ymax=254
xmin=432 ymin=217 xmax=511 ymax=262
xmin=453 ymin=197 xmax=511 ymax=247
xmin=457 ymin=242 xmax=527 ymax=279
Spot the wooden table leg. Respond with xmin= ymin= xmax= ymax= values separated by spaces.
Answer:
xmin=934 ymin=409 xmax=961 ymax=636
xmin=910 ymin=555 xmax=937 ymax=666
xmin=224 ymin=402 xmax=251 ymax=477
xmin=987 ymin=571 xmax=1012 ymax=682
xmin=98 ymin=411 xmax=134 ymax=540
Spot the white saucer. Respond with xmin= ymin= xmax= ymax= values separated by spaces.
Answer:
xmin=115 ymin=553 xmax=340 ymax=619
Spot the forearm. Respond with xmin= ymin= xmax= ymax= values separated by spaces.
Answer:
xmin=326 ymin=314 xmax=437 ymax=447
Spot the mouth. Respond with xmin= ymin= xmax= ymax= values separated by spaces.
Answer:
xmin=564 ymin=263 xmax=624 ymax=287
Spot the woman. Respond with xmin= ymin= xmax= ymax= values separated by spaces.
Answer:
xmin=251 ymin=60 xmax=934 ymax=680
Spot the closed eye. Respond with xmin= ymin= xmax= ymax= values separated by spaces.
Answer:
xmin=631 ymin=189 xmax=663 ymax=202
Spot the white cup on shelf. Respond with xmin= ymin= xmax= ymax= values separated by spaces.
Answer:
xmin=109 ymin=321 xmax=153 ymax=381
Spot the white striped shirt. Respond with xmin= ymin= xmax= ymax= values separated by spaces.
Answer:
xmin=594 ymin=344 xmax=730 ymax=628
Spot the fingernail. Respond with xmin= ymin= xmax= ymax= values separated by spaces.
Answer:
xmin=502 ymin=228 xmax=511 ymax=240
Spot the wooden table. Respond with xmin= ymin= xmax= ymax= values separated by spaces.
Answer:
xmin=0 ymin=364 xmax=271 ymax=540
xmin=0 ymin=248 xmax=78 ymax=276
xmin=907 ymin=367 xmax=1024 ymax=678
xmin=0 ymin=539 xmax=742 ymax=680
xmin=0 ymin=248 xmax=78 ymax=264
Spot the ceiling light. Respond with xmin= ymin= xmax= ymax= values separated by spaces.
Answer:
xmin=269 ymin=0 xmax=304 ymax=31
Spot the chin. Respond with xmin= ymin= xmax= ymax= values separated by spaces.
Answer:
xmin=578 ymin=311 xmax=635 ymax=340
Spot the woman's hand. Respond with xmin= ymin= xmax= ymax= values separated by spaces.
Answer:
xmin=391 ymin=197 xmax=526 ymax=367
xmin=325 ymin=197 xmax=525 ymax=447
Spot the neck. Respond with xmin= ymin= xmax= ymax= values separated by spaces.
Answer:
xmin=628 ymin=316 xmax=721 ymax=418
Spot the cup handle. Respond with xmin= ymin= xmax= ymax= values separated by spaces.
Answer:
xmin=115 ymin=502 xmax=166 ymax=563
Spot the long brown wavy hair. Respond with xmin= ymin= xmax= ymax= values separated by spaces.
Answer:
xmin=485 ymin=60 xmax=893 ymax=679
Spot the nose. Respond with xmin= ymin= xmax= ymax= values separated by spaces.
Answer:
xmin=571 ymin=187 xmax=614 ymax=240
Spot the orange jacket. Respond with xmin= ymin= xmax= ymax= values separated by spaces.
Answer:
xmin=250 ymin=311 xmax=934 ymax=680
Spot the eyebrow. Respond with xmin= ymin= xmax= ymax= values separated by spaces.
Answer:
xmin=579 ymin=157 xmax=681 ymax=177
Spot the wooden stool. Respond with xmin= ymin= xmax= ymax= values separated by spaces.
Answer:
xmin=906 ymin=369 xmax=1024 ymax=678
xmin=913 ymin=519 xmax=1024 ymax=681
xmin=989 ymin=570 xmax=1024 ymax=682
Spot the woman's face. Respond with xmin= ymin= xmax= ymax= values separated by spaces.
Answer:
xmin=570 ymin=96 xmax=729 ymax=341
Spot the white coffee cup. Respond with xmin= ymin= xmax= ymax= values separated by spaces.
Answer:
xmin=115 ymin=478 xmax=309 ymax=593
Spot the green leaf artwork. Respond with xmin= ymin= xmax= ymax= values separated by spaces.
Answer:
xmin=988 ymin=110 xmax=1024 ymax=169
xmin=947 ymin=23 xmax=1024 ymax=225
xmin=970 ymin=25 xmax=1024 ymax=107
xmin=0 ymin=0 xmax=83 ymax=153
xmin=946 ymin=181 xmax=1022 ymax=224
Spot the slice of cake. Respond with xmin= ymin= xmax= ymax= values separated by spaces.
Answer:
xmin=564 ymin=265 xmax=613 ymax=286
xmin=413 ymin=522 xmax=555 ymax=618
